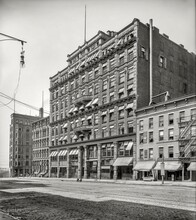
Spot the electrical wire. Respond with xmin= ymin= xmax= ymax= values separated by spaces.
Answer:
xmin=0 ymin=91 xmax=49 ymax=114
xmin=0 ymin=100 xmax=16 ymax=112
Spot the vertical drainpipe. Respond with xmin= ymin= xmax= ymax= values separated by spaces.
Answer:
xmin=149 ymin=19 xmax=153 ymax=105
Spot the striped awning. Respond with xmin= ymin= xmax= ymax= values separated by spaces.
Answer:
xmin=63 ymin=136 xmax=67 ymax=140
xmin=86 ymin=100 xmax=93 ymax=108
xmin=69 ymin=149 xmax=79 ymax=155
xmin=118 ymin=106 xmax=124 ymax=111
xmin=187 ymin=162 xmax=196 ymax=171
xmin=68 ymin=108 xmax=74 ymax=114
xmin=126 ymin=103 xmax=134 ymax=109
xmin=63 ymin=123 xmax=68 ymax=128
xmin=49 ymin=151 xmax=58 ymax=157
xmin=113 ymin=157 xmax=133 ymax=166
xmin=59 ymin=150 xmax=67 ymax=156
xmin=125 ymin=142 xmax=133 ymax=150
xmin=133 ymin=161 xmax=156 ymax=171
xmin=118 ymin=88 xmax=124 ymax=93
xmin=154 ymin=161 xmax=182 ymax=171
xmin=92 ymin=98 xmax=99 ymax=105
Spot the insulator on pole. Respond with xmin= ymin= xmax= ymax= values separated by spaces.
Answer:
xmin=20 ymin=50 xmax=25 ymax=68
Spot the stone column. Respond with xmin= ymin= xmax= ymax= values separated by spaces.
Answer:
xmin=97 ymin=144 xmax=101 ymax=179
xmin=57 ymin=150 xmax=60 ymax=178
xmin=77 ymin=146 xmax=82 ymax=180
xmin=182 ymin=163 xmax=184 ymax=181
xmin=49 ymin=152 xmax=51 ymax=178
xmin=67 ymin=149 xmax=70 ymax=178
xmin=84 ymin=145 xmax=88 ymax=179
xmin=113 ymin=141 xmax=118 ymax=180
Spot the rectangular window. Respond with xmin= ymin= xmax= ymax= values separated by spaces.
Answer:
xmin=109 ymin=126 xmax=115 ymax=136
xmin=139 ymin=120 xmax=144 ymax=131
xmin=102 ymin=114 xmax=107 ymax=123
xmin=149 ymin=131 xmax=153 ymax=142
xmin=109 ymin=111 xmax=114 ymax=121
xmin=119 ymin=56 xmax=124 ymax=65
xmin=119 ymin=123 xmax=124 ymax=135
xmin=149 ymin=118 xmax=153 ymax=129
xmin=110 ymin=57 xmax=115 ymax=69
xmin=159 ymin=147 xmax=164 ymax=158
xmin=110 ymin=76 xmax=115 ymax=87
xmin=109 ymin=92 xmax=114 ymax=102
xmin=102 ymin=79 xmax=107 ymax=91
xmin=127 ymin=121 xmax=134 ymax=133
xmin=118 ymin=109 xmax=124 ymax=119
xmin=88 ymin=87 xmax=93 ymax=95
xmin=119 ymin=72 xmax=125 ymax=84
xmin=168 ymin=128 xmax=174 ymax=140
xmin=94 ymin=129 xmax=99 ymax=139
xmin=102 ymin=95 xmax=107 ymax=105
xmin=102 ymin=64 xmax=107 ymax=73
xmin=139 ymin=149 xmax=143 ymax=159
xmin=88 ymin=71 xmax=93 ymax=81
xmin=159 ymin=116 xmax=164 ymax=127
xmin=70 ymin=81 xmax=74 ymax=90
xmin=141 ymin=47 xmax=146 ymax=58
xmin=127 ymin=49 xmax=134 ymax=61
xmin=94 ymin=69 xmax=99 ymax=78
xmin=94 ymin=114 xmax=99 ymax=125
xmin=179 ymin=111 xmax=185 ymax=122
xmin=159 ymin=130 xmax=164 ymax=141
xmin=149 ymin=148 xmax=153 ymax=159
xmin=127 ymin=84 xmax=133 ymax=96
xmin=168 ymin=146 xmax=173 ymax=158
xmin=81 ymin=75 xmax=85 ymax=84
xmin=102 ymin=127 xmax=107 ymax=137
xmin=143 ymin=132 xmax=147 ymax=143
xmin=191 ymin=109 xmax=196 ymax=120
xmin=94 ymin=84 xmax=99 ymax=94
xmin=168 ymin=113 xmax=174 ymax=125
xmin=140 ymin=133 xmax=144 ymax=144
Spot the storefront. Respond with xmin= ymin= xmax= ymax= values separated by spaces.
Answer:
xmin=187 ymin=161 xmax=196 ymax=181
xmin=154 ymin=161 xmax=182 ymax=181
xmin=133 ymin=160 xmax=156 ymax=180
xmin=69 ymin=148 xmax=78 ymax=178
xmin=113 ymin=157 xmax=133 ymax=180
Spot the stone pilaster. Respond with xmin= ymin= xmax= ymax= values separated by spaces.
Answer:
xmin=67 ymin=149 xmax=70 ymax=178
xmin=84 ymin=145 xmax=88 ymax=179
xmin=97 ymin=144 xmax=101 ymax=179
xmin=113 ymin=141 xmax=118 ymax=180
xmin=77 ymin=146 xmax=82 ymax=180
xmin=57 ymin=150 xmax=60 ymax=178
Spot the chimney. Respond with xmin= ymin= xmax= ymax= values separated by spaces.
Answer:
xmin=39 ymin=108 xmax=44 ymax=118
xmin=149 ymin=19 xmax=153 ymax=105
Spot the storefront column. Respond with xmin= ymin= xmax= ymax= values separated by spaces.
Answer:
xmin=84 ymin=145 xmax=88 ymax=179
xmin=113 ymin=141 xmax=118 ymax=180
xmin=97 ymin=144 xmax=101 ymax=179
xmin=49 ymin=154 xmax=51 ymax=177
xmin=57 ymin=150 xmax=60 ymax=178
xmin=77 ymin=146 xmax=82 ymax=180
xmin=190 ymin=170 xmax=192 ymax=181
xmin=182 ymin=163 xmax=184 ymax=181
xmin=67 ymin=149 xmax=70 ymax=178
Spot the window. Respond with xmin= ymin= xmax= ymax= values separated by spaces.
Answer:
xmin=94 ymin=68 xmax=99 ymax=78
xmin=109 ymin=92 xmax=114 ymax=102
xmin=94 ymin=129 xmax=99 ymax=139
xmin=102 ymin=64 xmax=107 ymax=73
xmin=110 ymin=57 xmax=115 ymax=69
xmin=149 ymin=132 xmax=153 ymax=142
xmin=88 ymin=87 xmax=93 ymax=95
xmin=139 ymin=120 xmax=144 ymax=131
xmin=159 ymin=147 xmax=164 ymax=158
xmin=118 ymin=108 xmax=124 ymax=119
xmin=109 ymin=126 xmax=115 ymax=136
xmin=81 ymin=75 xmax=85 ymax=84
xmin=94 ymin=84 xmax=99 ymax=94
xmin=127 ymin=67 xmax=134 ymax=80
xmin=94 ymin=114 xmax=99 ymax=125
xmin=110 ymin=76 xmax=115 ymax=87
xmin=127 ymin=106 xmax=133 ymax=117
xmin=102 ymin=127 xmax=107 ymax=137
xmin=141 ymin=47 xmax=146 ymax=58
xmin=159 ymin=116 xmax=164 ymax=127
xmin=149 ymin=118 xmax=153 ymax=129
xmin=159 ymin=56 xmax=164 ymax=67
xmin=144 ymin=150 xmax=148 ymax=159
xmin=140 ymin=133 xmax=144 ymax=144
xmin=139 ymin=149 xmax=144 ymax=159
xmin=168 ymin=146 xmax=173 ymax=158
xmin=118 ymin=88 xmax=124 ymax=99
xmin=127 ymin=49 xmax=134 ymax=61
xmin=149 ymin=148 xmax=153 ymax=159
xmin=82 ymin=89 xmax=85 ymax=96
xmin=159 ymin=130 xmax=164 ymax=141
xmin=70 ymin=81 xmax=74 ymax=90
xmin=179 ymin=111 xmax=185 ymax=122
xmin=102 ymin=114 xmax=107 ymax=123
xmin=119 ymin=123 xmax=124 ymax=135
xmin=191 ymin=126 xmax=196 ymax=136
xmin=119 ymin=55 xmax=124 ymax=65
xmin=109 ymin=110 xmax=114 ymax=121
xmin=168 ymin=113 xmax=174 ymax=125
xmin=127 ymin=84 xmax=133 ymax=96
xmin=127 ymin=122 xmax=134 ymax=133
xmin=143 ymin=132 xmax=147 ymax=143
xmin=119 ymin=72 xmax=125 ymax=84
xmin=88 ymin=71 xmax=93 ymax=81
xmin=75 ymin=79 xmax=79 ymax=87
xmin=102 ymin=95 xmax=107 ymax=105
xmin=183 ymin=83 xmax=188 ymax=94
xmin=102 ymin=79 xmax=107 ymax=91
xmin=168 ymin=128 xmax=174 ymax=140
xmin=191 ymin=109 xmax=196 ymax=120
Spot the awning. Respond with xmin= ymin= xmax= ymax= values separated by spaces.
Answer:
xmin=68 ymin=108 xmax=74 ymax=114
xmin=110 ymin=92 xmax=114 ymax=96
xmin=117 ymin=39 xmax=122 ymax=46
xmin=109 ymin=109 xmax=114 ymax=113
xmin=59 ymin=136 xmax=63 ymax=141
xmin=69 ymin=149 xmax=78 ymax=155
xmin=118 ymin=106 xmax=124 ymax=111
xmin=101 ymin=166 xmax=110 ymax=170
xmin=133 ymin=161 xmax=156 ymax=171
xmin=101 ymin=111 xmax=107 ymax=116
xmin=92 ymin=98 xmax=99 ymax=105
xmin=86 ymin=100 xmax=93 ymax=108
xmin=63 ymin=136 xmax=67 ymax=140
xmin=154 ymin=161 xmax=182 ymax=171
xmin=49 ymin=151 xmax=58 ymax=157
xmin=87 ymin=115 xmax=92 ymax=120
xmin=73 ymin=135 xmax=78 ymax=140
xmin=73 ymin=107 xmax=78 ymax=112
xmin=187 ymin=162 xmax=196 ymax=171
xmin=79 ymin=105 xmax=85 ymax=110
xmin=63 ymin=123 xmax=68 ymax=128
xmin=126 ymin=142 xmax=133 ymax=150
xmin=113 ymin=157 xmax=133 ymax=166
xmin=118 ymin=88 xmax=124 ymax=93
xmin=59 ymin=150 xmax=67 ymax=156
xmin=126 ymin=103 xmax=134 ymax=109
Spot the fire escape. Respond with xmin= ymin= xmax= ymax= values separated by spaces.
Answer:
xmin=178 ymin=115 xmax=196 ymax=162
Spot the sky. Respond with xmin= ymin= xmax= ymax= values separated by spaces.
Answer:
xmin=0 ymin=0 xmax=195 ymax=168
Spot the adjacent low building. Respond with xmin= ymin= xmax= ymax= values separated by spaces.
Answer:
xmin=32 ymin=112 xmax=50 ymax=177
xmin=135 ymin=94 xmax=196 ymax=181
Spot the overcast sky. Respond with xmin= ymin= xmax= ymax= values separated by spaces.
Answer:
xmin=0 ymin=0 xmax=195 ymax=168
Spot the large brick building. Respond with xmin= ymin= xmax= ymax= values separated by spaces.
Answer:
xmin=32 ymin=113 xmax=50 ymax=177
xmin=9 ymin=113 xmax=40 ymax=177
xmin=48 ymin=18 xmax=196 ymax=180
xmin=135 ymin=94 xmax=196 ymax=181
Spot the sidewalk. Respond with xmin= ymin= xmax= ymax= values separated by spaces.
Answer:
xmin=15 ymin=176 xmax=196 ymax=188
